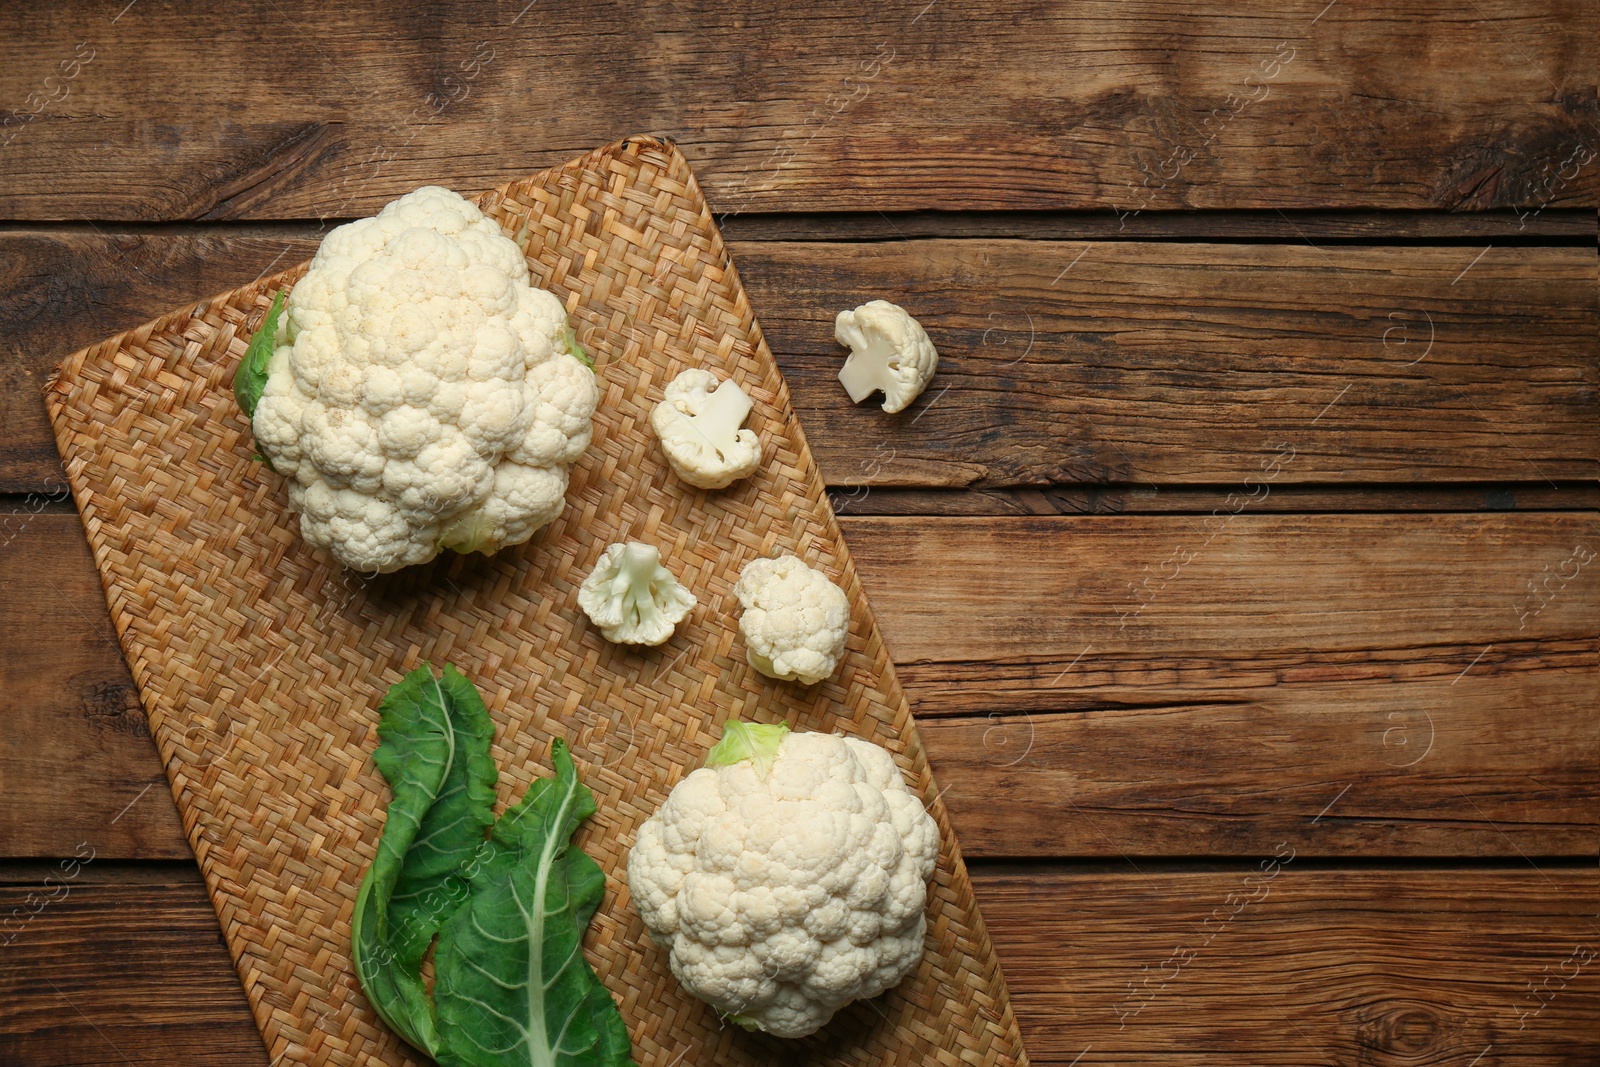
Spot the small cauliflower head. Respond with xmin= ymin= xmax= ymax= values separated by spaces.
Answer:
xmin=650 ymin=369 xmax=762 ymax=490
xmin=834 ymin=299 xmax=938 ymax=414
xmin=577 ymin=541 xmax=696 ymax=646
xmin=627 ymin=721 xmax=940 ymax=1038
xmin=733 ymin=555 xmax=850 ymax=686
xmin=249 ymin=185 xmax=598 ymax=573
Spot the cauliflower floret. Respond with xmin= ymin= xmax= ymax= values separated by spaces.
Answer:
xmin=245 ymin=185 xmax=598 ymax=572
xmin=627 ymin=721 xmax=940 ymax=1039
xmin=834 ymin=299 xmax=939 ymax=414
xmin=438 ymin=461 xmax=569 ymax=558
xmin=650 ymin=369 xmax=762 ymax=490
xmin=576 ymin=542 xmax=697 ymax=646
xmin=733 ymin=555 xmax=850 ymax=686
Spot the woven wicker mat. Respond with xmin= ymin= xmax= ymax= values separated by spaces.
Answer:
xmin=45 ymin=136 xmax=1027 ymax=1067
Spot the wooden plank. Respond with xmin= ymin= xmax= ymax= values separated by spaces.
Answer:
xmin=4 ymin=234 xmax=1595 ymax=493
xmin=980 ymin=865 xmax=1600 ymax=1065
xmin=1 ymin=866 xmax=1592 ymax=1065
xmin=718 ymin=209 xmax=1599 ymax=242
xmin=0 ymin=870 xmax=268 ymax=1066
xmin=928 ymin=672 xmax=1597 ymax=858
xmin=1 ymin=2 xmax=1595 ymax=220
xmin=845 ymin=513 xmax=1597 ymax=702
xmin=743 ymin=241 xmax=1598 ymax=488
xmin=830 ymin=483 xmax=1600 ymax=516
xmin=4 ymin=512 xmax=1592 ymax=860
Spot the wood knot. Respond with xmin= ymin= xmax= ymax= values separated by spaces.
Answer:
xmin=73 ymin=674 xmax=148 ymax=738
xmin=1353 ymin=999 xmax=1466 ymax=1064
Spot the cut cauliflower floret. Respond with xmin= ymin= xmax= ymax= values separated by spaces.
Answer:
xmin=650 ymin=369 xmax=762 ymax=490
xmin=732 ymin=555 xmax=850 ymax=685
xmin=245 ymin=185 xmax=597 ymax=573
xmin=834 ymin=299 xmax=939 ymax=414
xmin=576 ymin=542 xmax=697 ymax=646
xmin=627 ymin=721 xmax=939 ymax=1039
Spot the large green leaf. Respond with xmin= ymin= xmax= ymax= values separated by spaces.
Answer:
xmin=232 ymin=290 xmax=283 ymax=419
xmin=352 ymin=663 xmax=498 ymax=1059
xmin=434 ymin=739 xmax=634 ymax=1067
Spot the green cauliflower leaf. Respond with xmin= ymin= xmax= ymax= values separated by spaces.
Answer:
xmin=351 ymin=663 xmax=499 ymax=1058
xmin=352 ymin=665 xmax=634 ymax=1066
xmin=434 ymin=739 xmax=634 ymax=1067
xmin=233 ymin=290 xmax=284 ymax=419
xmin=704 ymin=719 xmax=790 ymax=779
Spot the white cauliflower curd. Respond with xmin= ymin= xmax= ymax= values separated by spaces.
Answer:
xmin=650 ymin=369 xmax=762 ymax=490
xmin=834 ymin=299 xmax=938 ymax=414
xmin=627 ymin=721 xmax=940 ymax=1038
xmin=243 ymin=186 xmax=598 ymax=573
xmin=733 ymin=554 xmax=851 ymax=685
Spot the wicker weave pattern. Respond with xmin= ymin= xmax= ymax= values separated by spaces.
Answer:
xmin=45 ymin=137 xmax=1027 ymax=1067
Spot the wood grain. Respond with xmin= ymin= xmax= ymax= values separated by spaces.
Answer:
xmin=980 ymin=865 xmax=1600 ymax=1065
xmin=0 ymin=2 xmax=1594 ymax=220
xmin=842 ymin=514 xmax=1597 ymax=695
xmin=6 ymin=511 xmax=1591 ymax=860
xmin=828 ymin=483 xmax=1600 ymax=517
xmin=4 ymin=234 xmax=1595 ymax=493
xmin=928 ymin=671 xmax=1597 ymax=858
xmin=2 ymin=866 xmax=1593 ymax=1066
xmin=0 ymin=871 xmax=268 ymax=1067
xmin=717 ymin=209 xmax=1599 ymax=242
xmin=742 ymin=241 xmax=1598 ymax=488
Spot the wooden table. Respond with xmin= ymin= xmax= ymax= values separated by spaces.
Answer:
xmin=2 ymin=3 xmax=1596 ymax=1064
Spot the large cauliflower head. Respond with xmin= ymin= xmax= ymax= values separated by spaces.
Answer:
xmin=627 ymin=722 xmax=940 ymax=1038
xmin=250 ymin=185 xmax=598 ymax=573
xmin=733 ymin=555 xmax=851 ymax=686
